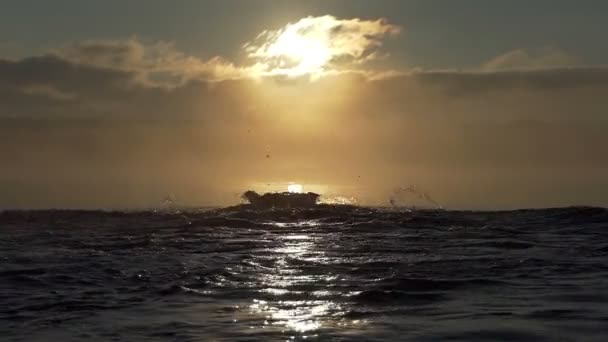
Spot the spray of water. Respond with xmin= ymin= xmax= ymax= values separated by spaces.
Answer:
xmin=154 ymin=194 xmax=193 ymax=225
xmin=389 ymin=186 xmax=443 ymax=210
xmin=318 ymin=194 xmax=358 ymax=205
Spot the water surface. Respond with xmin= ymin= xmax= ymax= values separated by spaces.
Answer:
xmin=1 ymin=206 xmax=607 ymax=341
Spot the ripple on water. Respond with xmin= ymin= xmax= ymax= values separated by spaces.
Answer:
xmin=1 ymin=207 xmax=607 ymax=341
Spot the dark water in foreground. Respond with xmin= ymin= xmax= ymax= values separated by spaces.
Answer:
xmin=1 ymin=206 xmax=608 ymax=341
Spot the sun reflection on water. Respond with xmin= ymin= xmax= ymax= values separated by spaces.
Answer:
xmin=250 ymin=299 xmax=331 ymax=333
xmin=265 ymin=220 xmax=323 ymax=228
xmin=239 ymin=229 xmax=362 ymax=338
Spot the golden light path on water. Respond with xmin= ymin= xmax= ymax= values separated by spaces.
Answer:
xmin=241 ymin=219 xmax=365 ymax=339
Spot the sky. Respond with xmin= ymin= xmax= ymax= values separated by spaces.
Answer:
xmin=2 ymin=0 xmax=608 ymax=67
xmin=1 ymin=0 xmax=607 ymax=209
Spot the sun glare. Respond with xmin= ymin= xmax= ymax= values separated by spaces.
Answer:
xmin=244 ymin=15 xmax=400 ymax=78
xmin=265 ymin=28 xmax=332 ymax=76
xmin=288 ymin=183 xmax=304 ymax=193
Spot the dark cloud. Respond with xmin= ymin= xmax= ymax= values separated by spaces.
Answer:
xmin=0 ymin=55 xmax=130 ymax=88
xmin=482 ymin=47 xmax=579 ymax=71
xmin=410 ymin=67 xmax=608 ymax=93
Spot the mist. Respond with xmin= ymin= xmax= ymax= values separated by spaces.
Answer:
xmin=1 ymin=54 xmax=608 ymax=209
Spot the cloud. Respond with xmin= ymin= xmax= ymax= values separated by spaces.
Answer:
xmin=21 ymin=84 xmax=76 ymax=101
xmin=51 ymin=20 xmax=402 ymax=84
xmin=2 ymin=44 xmax=608 ymax=123
xmin=2 ymin=44 xmax=607 ymax=121
xmin=482 ymin=47 xmax=579 ymax=71
xmin=55 ymin=38 xmax=245 ymax=87
xmin=409 ymin=67 xmax=608 ymax=95
xmin=243 ymin=15 xmax=401 ymax=77
xmin=0 ymin=53 xmax=254 ymax=119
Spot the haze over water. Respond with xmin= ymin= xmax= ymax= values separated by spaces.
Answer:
xmin=2 ymin=0 xmax=608 ymax=209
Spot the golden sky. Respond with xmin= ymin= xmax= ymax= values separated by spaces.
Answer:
xmin=1 ymin=8 xmax=608 ymax=209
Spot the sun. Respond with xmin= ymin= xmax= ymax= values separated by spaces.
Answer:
xmin=245 ymin=16 xmax=338 ymax=77
xmin=245 ymin=16 xmax=400 ymax=78
xmin=287 ymin=183 xmax=304 ymax=193
xmin=266 ymin=29 xmax=332 ymax=76
xmin=244 ymin=16 xmax=400 ymax=78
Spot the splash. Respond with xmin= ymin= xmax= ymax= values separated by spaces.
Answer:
xmin=389 ymin=186 xmax=443 ymax=210
xmin=319 ymin=194 xmax=358 ymax=206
